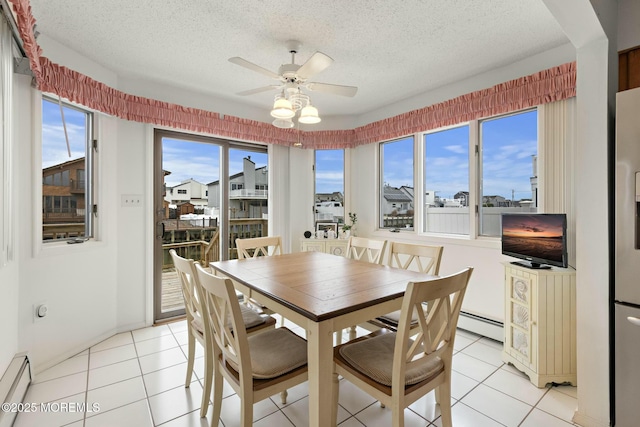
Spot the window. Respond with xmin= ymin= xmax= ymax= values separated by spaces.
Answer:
xmin=423 ymin=125 xmax=470 ymax=235
xmin=379 ymin=109 xmax=538 ymax=239
xmin=314 ymin=149 xmax=344 ymax=225
xmin=380 ymin=137 xmax=414 ymax=229
xmin=42 ymin=97 xmax=94 ymax=241
xmin=479 ymin=110 xmax=537 ymax=236
xmin=177 ymin=189 xmax=187 ymax=194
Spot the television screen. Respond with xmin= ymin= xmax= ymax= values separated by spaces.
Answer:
xmin=501 ymin=213 xmax=568 ymax=269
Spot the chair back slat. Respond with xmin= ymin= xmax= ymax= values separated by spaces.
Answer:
xmin=236 ymin=236 xmax=283 ymax=259
xmin=195 ymin=263 xmax=251 ymax=384
xmin=169 ymin=249 xmax=202 ymax=325
xmin=345 ymin=236 xmax=387 ymax=264
xmin=389 ymin=242 xmax=443 ymax=275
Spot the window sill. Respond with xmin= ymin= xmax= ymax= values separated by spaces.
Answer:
xmin=372 ymin=229 xmax=501 ymax=250
xmin=36 ymin=238 xmax=105 ymax=258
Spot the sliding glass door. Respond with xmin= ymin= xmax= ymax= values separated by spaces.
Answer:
xmin=153 ymin=130 xmax=268 ymax=321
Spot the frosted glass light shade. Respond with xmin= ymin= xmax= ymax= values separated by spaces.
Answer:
xmin=270 ymin=97 xmax=295 ymax=119
xmin=272 ymin=118 xmax=294 ymax=128
xmin=298 ymin=104 xmax=321 ymax=124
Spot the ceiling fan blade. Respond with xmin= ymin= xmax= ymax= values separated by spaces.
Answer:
xmin=296 ymin=52 xmax=334 ymax=80
xmin=236 ymin=85 xmax=280 ymax=96
xmin=306 ymin=82 xmax=358 ymax=97
xmin=229 ymin=57 xmax=280 ymax=79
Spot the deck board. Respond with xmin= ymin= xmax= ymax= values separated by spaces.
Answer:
xmin=161 ymin=269 xmax=185 ymax=313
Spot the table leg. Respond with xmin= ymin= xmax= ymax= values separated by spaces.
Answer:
xmin=307 ymin=319 xmax=335 ymax=427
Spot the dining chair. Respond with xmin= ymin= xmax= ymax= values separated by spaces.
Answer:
xmin=341 ymin=236 xmax=388 ymax=343
xmin=235 ymin=236 xmax=285 ymax=326
xmin=169 ymin=249 xmax=276 ymax=417
xmin=236 ymin=235 xmax=283 ymax=259
xmin=194 ymin=263 xmax=309 ymax=427
xmin=368 ymin=242 xmax=444 ymax=331
xmin=332 ymin=267 xmax=473 ymax=427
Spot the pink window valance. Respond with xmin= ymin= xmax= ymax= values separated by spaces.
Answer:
xmin=9 ymin=0 xmax=575 ymax=149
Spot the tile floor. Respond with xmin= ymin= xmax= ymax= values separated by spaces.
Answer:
xmin=14 ymin=317 xmax=580 ymax=427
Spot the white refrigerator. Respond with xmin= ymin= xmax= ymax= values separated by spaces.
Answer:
xmin=615 ymin=86 xmax=640 ymax=427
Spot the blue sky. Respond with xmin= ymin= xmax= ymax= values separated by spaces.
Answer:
xmin=43 ymin=98 xmax=536 ymax=200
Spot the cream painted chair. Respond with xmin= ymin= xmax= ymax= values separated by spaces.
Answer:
xmin=369 ymin=242 xmax=444 ymax=331
xmin=235 ymin=236 xmax=285 ymax=326
xmin=332 ymin=267 xmax=473 ymax=427
xmin=341 ymin=236 xmax=388 ymax=343
xmin=236 ymin=235 xmax=282 ymax=259
xmin=169 ymin=250 xmax=275 ymax=417
xmin=195 ymin=263 xmax=309 ymax=427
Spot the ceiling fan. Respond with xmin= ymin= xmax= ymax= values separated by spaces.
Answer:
xmin=229 ymin=40 xmax=358 ymax=128
xmin=229 ymin=40 xmax=358 ymax=98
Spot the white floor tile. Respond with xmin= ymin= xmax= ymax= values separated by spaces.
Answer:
xmin=483 ymin=368 xmax=547 ymax=406
xmin=86 ymin=376 xmax=147 ymax=417
xmin=450 ymin=371 xmax=480 ymax=400
xmin=12 ymin=392 xmax=86 ymax=427
xmin=156 ymin=407 xmax=222 ymax=427
xmin=455 ymin=329 xmax=482 ymax=341
xmin=460 ymin=341 xmax=505 ymax=367
xmin=452 ymin=352 xmax=499 ymax=382
xmin=33 ymin=354 xmax=88 ymax=383
xmin=407 ymin=390 xmax=443 ymax=422
xmin=143 ymin=362 xmax=192 ymax=397
xmin=173 ymin=331 xmax=189 ymax=346
xmin=253 ymin=409 xmax=295 ymax=427
xmin=89 ymin=344 xmax=138 ymax=370
xmin=335 ymin=378 xmax=377 ymax=415
xmin=179 ymin=343 xmax=204 ymax=359
xmin=90 ymin=332 xmax=134 ymax=353
xmin=84 ymin=399 xmax=153 ymax=427
xmin=148 ymin=382 xmax=204 ymax=425
xmin=461 ymin=384 xmax=532 ymax=427
xmin=88 ymin=358 xmax=142 ymax=390
xmin=168 ymin=320 xmax=189 ymax=334
xmin=520 ymin=408 xmax=575 ymax=427
xmin=135 ymin=334 xmax=180 ymax=357
xmin=553 ymin=384 xmax=578 ymax=399
xmin=139 ymin=347 xmax=187 ymax=374
xmin=24 ymin=371 xmax=87 ymax=404
xmin=280 ymin=395 xmax=351 ymax=426
xmin=217 ymin=393 xmax=280 ymax=427
xmin=270 ymin=381 xmax=309 ymax=409
xmin=536 ymin=388 xmax=578 ymax=423
xmin=432 ymin=402 xmax=504 ymax=427
xmin=133 ymin=325 xmax=172 ymax=342
xmin=453 ymin=334 xmax=475 ymax=351
xmin=338 ymin=417 xmax=366 ymax=427
xmin=354 ymin=402 xmax=429 ymax=427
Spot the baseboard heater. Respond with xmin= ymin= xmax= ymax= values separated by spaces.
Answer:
xmin=458 ymin=311 xmax=504 ymax=342
xmin=0 ymin=354 xmax=31 ymax=427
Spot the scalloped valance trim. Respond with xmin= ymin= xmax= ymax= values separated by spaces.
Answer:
xmin=9 ymin=0 xmax=575 ymax=149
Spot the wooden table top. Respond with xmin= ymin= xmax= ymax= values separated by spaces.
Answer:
xmin=211 ymin=251 xmax=436 ymax=322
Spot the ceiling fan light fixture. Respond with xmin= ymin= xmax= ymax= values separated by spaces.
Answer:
xmin=270 ymin=97 xmax=295 ymax=119
xmin=272 ymin=118 xmax=295 ymax=129
xmin=298 ymin=104 xmax=321 ymax=124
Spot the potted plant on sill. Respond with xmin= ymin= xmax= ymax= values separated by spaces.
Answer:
xmin=341 ymin=212 xmax=357 ymax=239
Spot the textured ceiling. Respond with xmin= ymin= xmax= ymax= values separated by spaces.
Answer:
xmin=27 ymin=0 xmax=569 ymax=119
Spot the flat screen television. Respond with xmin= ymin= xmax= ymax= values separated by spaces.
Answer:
xmin=501 ymin=213 xmax=568 ymax=269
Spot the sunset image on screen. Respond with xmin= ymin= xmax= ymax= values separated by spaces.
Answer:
xmin=501 ymin=214 xmax=565 ymax=263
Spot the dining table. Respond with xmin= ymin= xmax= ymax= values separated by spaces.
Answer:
xmin=210 ymin=250 xmax=437 ymax=427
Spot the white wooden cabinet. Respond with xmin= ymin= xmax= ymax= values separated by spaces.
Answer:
xmin=300 ymin=238 xmax=348 ymax=256
xmin=502 ymin=262 xmax=577 ymax=387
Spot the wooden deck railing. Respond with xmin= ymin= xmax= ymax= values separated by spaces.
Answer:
xmin=162 ymin=229 xmax=220 ymax=268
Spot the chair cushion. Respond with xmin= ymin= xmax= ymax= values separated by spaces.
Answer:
xmin=339 ymin=332 xmax=442 ymax=386
xmin=376 ymin=306 xmax=422 ymax=327
xmin=238 ymin=327 xmax=307 ymax=379
xmin=191 ymin=304 xmax=266 ymax=335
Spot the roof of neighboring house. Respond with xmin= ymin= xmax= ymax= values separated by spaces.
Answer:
xmin=206 ymin=165 xmax=267 ymax=185
xmin=42 ymin=157 xmax=85 ymax=173
xmin=383 ymin=186 xmax=412 ymax=203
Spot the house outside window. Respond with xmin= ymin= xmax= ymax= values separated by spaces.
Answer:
xmin=380 ymin=137 xmax=414 ymax=229
xmin=42 ymin=97 xmax=94 ymax=242
xmin=315 ymin=149 xmax=345 ymax=225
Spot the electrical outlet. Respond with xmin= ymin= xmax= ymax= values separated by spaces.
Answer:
xmin=121 ymin=194 xmax=142 ymax=207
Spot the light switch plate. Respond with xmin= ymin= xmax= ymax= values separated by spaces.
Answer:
xmin=121 ymin=194 xmax=142 ymax=207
